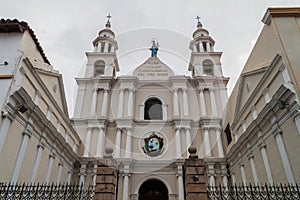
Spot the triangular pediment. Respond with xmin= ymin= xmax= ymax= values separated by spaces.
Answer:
xmin=36 ymin=69 xmax=69 ymax=116
xmin=132 ymin=57 xmax=174 ymax=80
xmin=234 ymin=67 xmax=267 ymax=118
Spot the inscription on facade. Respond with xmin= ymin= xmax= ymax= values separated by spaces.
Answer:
xmin=137 ymin=62 xmax=169 ymax=77
xmin=133 ymin=58 xmax=174 ymax=80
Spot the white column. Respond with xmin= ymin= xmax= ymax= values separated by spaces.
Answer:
xmin=231 ymin=173 xmax=236 ymax=185
xmin=260 ymin=143 xmax=274 ymax=184
xmin=45 ymin=154 xmax=55 ymax=184
xmin=185 ymin=128 xmax=192 ymax=152
xmin=125 ymin=128 xmax=132 ymax=158
xmin=203 ymin=128 xmax=211 ymax=157
xmin=216 ymin=128 xmax=224 ymax=157
xmin=56 ymin=163 xmax=63 ymax=184
xmin=67 ymin=170 xmax=72 ymax=185
xmin=96 ymin=127 xmax=105 ymax=157
xmin=248 ymin=155 xmax=259 ymax=185
xmin=209 ymin=88 xmax=218 ymax=116
xmin=211 ymin=44 xmax=215 ymax=52
xmin=83 ymin=127 xmax=92 ymax=157
xmin=275 ymin=132 xmax=296 ymax=184
xmin=128 ymin=89 xmax=134 ymax=117
xmin=118 ymin=88 xmax=125 ymax=118
xmin=79 ymin=163 xmax=86 ymax=186
xmin=30 ymin=144 xmax=44 ymax=183
xmin=162 ymin=104 xmax=167 ymax=120
xmin=92 ymin=164 xmax=98 ymax=187
xmin=240 ymin=164 xmax=247 ymax=185
xmin=104 ymin=42 xmax=109 ymax=52
xmin=221 ymin=164 xmax=228 ymax=187
xmin=74 ymin=84 xmax=85 ymax=117
xmin=0 ymin=116 xmax=13 ymax=153
xmin=177 ymin=174 xmax=184 ymax=200
xmin=294 ymin=115 xmax=300 ymax=136
xmin=115 ymin=128 xmax=122 ymax=157
xmin=173 ymin=89 xmax=179 ymax=116
xmin=101 ymin=89 xmax=109 ymax=117
xmin=199 ymin=88 xmax=207 ymax=116
xmin=90 ymin=88 xmax=98 ymax=116
xmin=219 ymin=86 xmax=228 ymax=111
xmin=182 ymin=88 xmax=189 ymax=116
xmin=11 ymin=130 xmax=31 ymax=183
xmin=122 ymin=174 xmax=130 ymax=200
xmin=209 ymin=175 xmax=215 ymax=186
xmin=222 ymin=175 xmax=228 ymax=187
xmin=207 ymin=42 xmax=211 ymax=52
xmin=199 ymin=42 xmax=204 ymax=52
xmin=175 ymin=128 xmax=182 ymax=158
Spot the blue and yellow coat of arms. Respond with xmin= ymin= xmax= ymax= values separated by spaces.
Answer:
xmin=143 ymin=132 xmax=164 ymax=156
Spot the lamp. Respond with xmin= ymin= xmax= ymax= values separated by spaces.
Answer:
xmin=17 ymin=104 xmax=29 ymax=113
xmin=278 ymin=100 xmax=288 ymax=110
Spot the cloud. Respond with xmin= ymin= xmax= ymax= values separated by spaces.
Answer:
xmin=2 ymin=0 xmax=299 ymax=116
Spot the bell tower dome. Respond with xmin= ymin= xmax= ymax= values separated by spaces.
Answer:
xmin=84 ymin=14 xmax=119 ymax=78
xmin=188 ymin=16 xmax=223 ymax=78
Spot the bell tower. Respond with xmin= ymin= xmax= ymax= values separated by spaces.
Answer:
xmin=84 ymin=14 xmax=119 ymax=78
xmin=73 ymin=15 xmax=120 ymax=118
xmin=188 ymin=16 xmax=224 ymax=78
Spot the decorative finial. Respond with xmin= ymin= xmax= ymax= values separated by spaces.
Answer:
xmin=149 ymin=39 xmax=159 ymax=57
xmin=105 ymin=13 xmax=112 ymax=29
xmin=195 ymin=15 xmax=202 ymax=28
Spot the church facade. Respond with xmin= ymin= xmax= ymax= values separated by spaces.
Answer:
xmin=71 ymin=16 xmax=228 ymax=199
xmin=0 ymin=7 xmax=299 ymax=200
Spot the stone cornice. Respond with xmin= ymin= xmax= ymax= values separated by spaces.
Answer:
xmin=262 ymin=7 xmax=300 ymax=25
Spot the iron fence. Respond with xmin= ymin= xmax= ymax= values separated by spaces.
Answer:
xmin=0 ymin=182 xmax=95 ymax=200
xmin=207 ymin=184 xmax=300 ymax=200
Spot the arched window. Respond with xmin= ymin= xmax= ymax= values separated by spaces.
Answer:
xmin=94 ymin=60 xmax=105 ymax=76
xmin=203 ymin=59 xmax=214 ymax=76
xmin=144 ymin=98 xmax=163 ymax=120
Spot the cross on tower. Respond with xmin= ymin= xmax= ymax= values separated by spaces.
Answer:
xmin=195 ymin=15 xmax=202 ymax=28
xmin=107 ymin=13 xmax=112 ymax=22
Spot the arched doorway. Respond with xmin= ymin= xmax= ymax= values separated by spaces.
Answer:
xmin=138 ymin=179 xmax=169 ymax=200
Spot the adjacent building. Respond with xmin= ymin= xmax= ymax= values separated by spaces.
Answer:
xmin=223 ymin=7 xmax=300 ymax=186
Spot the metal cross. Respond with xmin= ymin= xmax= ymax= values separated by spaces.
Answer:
xmin=107 ymin=13 xmax=112 ymax=21
xmin=195 ymin=15 xmax=201 ymax=22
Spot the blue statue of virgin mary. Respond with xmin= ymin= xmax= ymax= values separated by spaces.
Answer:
xmin=150 ymin=40 xmax=159 ymax=57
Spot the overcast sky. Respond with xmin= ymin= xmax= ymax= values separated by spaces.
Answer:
xmin=2 ymin=0 xmax=300 ymax=116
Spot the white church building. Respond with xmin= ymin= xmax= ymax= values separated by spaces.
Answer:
xmin=71 ymin=17 xmax=228 ymax=199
